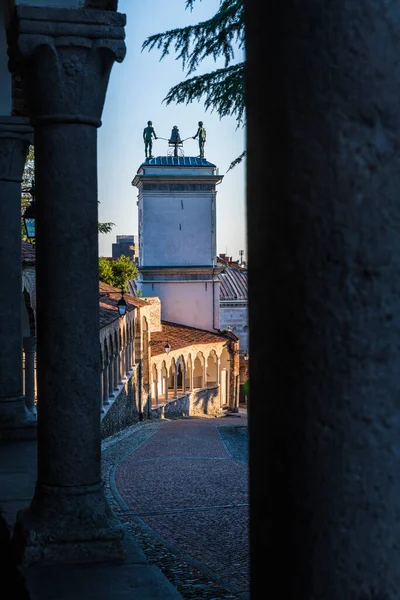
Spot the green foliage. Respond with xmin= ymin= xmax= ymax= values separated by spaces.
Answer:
xmin=21 ymin=145 xmax=34 ymax=242
xmin=98 ymin=255 xmax=139 ymax=292
xmin=98 ymin=256 xmax=115 ymax=286
xmin=243 ymin=379 xmax=249 ymax=396
xmin=97 ymin=221 xmax=115 ymax=234
xmin=142 ymin=0 xmax=245 ymax=165
xmin=97 ymin=200 xmax=115 ymax=234
xmin=111 ymin=255 xmax=138 ymax=291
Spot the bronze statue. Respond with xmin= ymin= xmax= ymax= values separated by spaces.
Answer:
xmin=193 ymin=121 xmax=206 ymax=158
xmin=143 ymin=120 xmax=157 ymax=159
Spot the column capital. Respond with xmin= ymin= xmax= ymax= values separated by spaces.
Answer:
xmin=0 ymin=116 xmax=32 ymax=182
xmin=8 ymin=6 xmax=126 ymax=127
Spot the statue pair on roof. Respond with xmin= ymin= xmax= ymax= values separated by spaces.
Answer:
xmin=143 ymin=121 xmax=206 ymax=159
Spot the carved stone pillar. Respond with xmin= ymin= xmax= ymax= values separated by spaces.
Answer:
xmin=22 ymin=336 xmax=36 ymax=413
xmin=246 ymin=1 xmax=400 ymax=595
xmin=0 ymin=116 xmax=36 ymax=439
xmin=9 ymin=5 xmax=126 ymax=565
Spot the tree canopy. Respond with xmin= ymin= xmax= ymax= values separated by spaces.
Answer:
xmin=98 ymin=255 xmax=138 ymax=292
xmin=142 ymin=0 xmax=245 ymax=170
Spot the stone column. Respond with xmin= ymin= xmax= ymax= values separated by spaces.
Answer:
xmin=174 ymin=367 xmax=177 ymax=398
xmin=155 ymin=373 xmax=159 ymax=407
xmin=108 ymin=359 xmax=114 ymax=398
xmin=10 ymin=5 xmax=126 ymax=565
xmin=102 ymin=362 xmax=109 ymax=407
xmin=130 ymin=339 xmax=135 ymax=368
xmin=0 ymin=116 xmax=36 ymax=439
xmin=125 ymin=345 xmax=129 ymax=376
xmin=246 ymin=0 xmax=400 ymax=596
xmin=119 ymin=348 xmax=124 ymax=383
xmin=113 ymin=353 xmax=119 ymax=391
xmin=22 ymin=336 xmax=36 ymax=413
xmin=99 ymin=368 xmax=104 ymax=413
xmin=126 ymin=341 xmax=130 ymax=374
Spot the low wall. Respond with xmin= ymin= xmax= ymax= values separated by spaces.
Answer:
xmin=151 ymin=386 xmax=221 ymax=420
xmin=101 ymin=369 xmax=139 ymax=439
xmin=102 ymin=378 xmax=221 ymax=438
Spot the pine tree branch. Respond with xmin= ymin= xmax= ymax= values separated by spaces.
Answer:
xmin=142 ymin=0 xmax=244 ymax=74
xmin=227 ymin=149 xmax=246 ymax=172
xmin=164 ymin=62 xmax=245 ymax=125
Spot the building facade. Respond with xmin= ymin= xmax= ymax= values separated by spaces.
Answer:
xmin=111 ymin=234 xmax=138 ymax=261
xmin=132 ymin=156 xmax=223 ymax=332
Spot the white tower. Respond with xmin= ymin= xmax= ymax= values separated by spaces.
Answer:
xmin=132 ymin=154 xmax=224 ymax=332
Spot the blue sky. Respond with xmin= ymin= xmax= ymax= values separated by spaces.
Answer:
xmin=98 ymin=0 xmax=246 ymax=261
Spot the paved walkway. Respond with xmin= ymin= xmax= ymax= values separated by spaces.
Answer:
xmin=104 ymin=408 xmax=249 ymax=600
xmin=0 ymin=407 xmax=249 ymax=599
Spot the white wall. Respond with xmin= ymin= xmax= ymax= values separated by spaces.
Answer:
xmin=220 ymin=304 xmax=248 ymax=353
xmin=141 ymin=194 xmax=213 ymax=267
xmin=0 ymin=3 xmax=11 ymax=114
xmin=141 ymin=281 xmax=218 ymax=331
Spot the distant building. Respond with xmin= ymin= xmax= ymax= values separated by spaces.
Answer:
xmin=217 ymin=254 xmax=248 ymax=402
xmin=111 ymin=235 xmax=138 ymax=261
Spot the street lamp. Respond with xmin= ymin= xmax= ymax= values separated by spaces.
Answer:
xmin=117 ymin=291 xmax=127 ymax=317
xmin=22 ymin=179 xmax=36 ymax=240
xmin=100 ymin=290 xmax=129 ymax=318
xmin=164 ymin=342 xmax=171 ymax=354
xmin=243 ymin=352 xmax=249 ymax=361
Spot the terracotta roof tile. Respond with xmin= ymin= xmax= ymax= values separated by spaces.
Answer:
xmin=99 ymin=282 xmax=147 ymax=328
xmin=150 ymin=321 xmax=231 ymax=356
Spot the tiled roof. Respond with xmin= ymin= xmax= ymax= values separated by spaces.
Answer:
xmin=99 ymin=281 xmax=148 ymax=328
xmin=22 ymin=241 xmax=35 ymax=264
xmin=141 ymin=156 xmax=216 ymax=168
xmin=149 ymin=321 xmax=231 ymax=356
xmin=218 ymin=266 xmax=248 ymax=302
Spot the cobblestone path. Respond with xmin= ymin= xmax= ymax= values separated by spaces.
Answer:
xmin=102 ymin=413 xmax=249 ymax=600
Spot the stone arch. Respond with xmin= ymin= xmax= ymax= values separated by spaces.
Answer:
xmin=151 ymin=363 xmax=158 ymax=407
xmin=187 ymin=354 xmax=193 ymax=391
xmin=176 ymin=355 xmax=186 ymax=394
xmin=142 ymin=316 xmax=149 ymax=387
xmin=113 ymin=329 xmax=120 ymax=388
xmin=219 ymin=346 xmax=230 ymax=407
xmin=206 ymin=349 xmax=218 ymax=388
xmin=168 ymin=357 xmax=176 ymax=398
xmin=193 ymin=352 xmax=205 ymax=389
xmin=108 ymin=334 xmax=114 ymax=397
xmin=161 ymin=360 xmax=168 ymax=402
